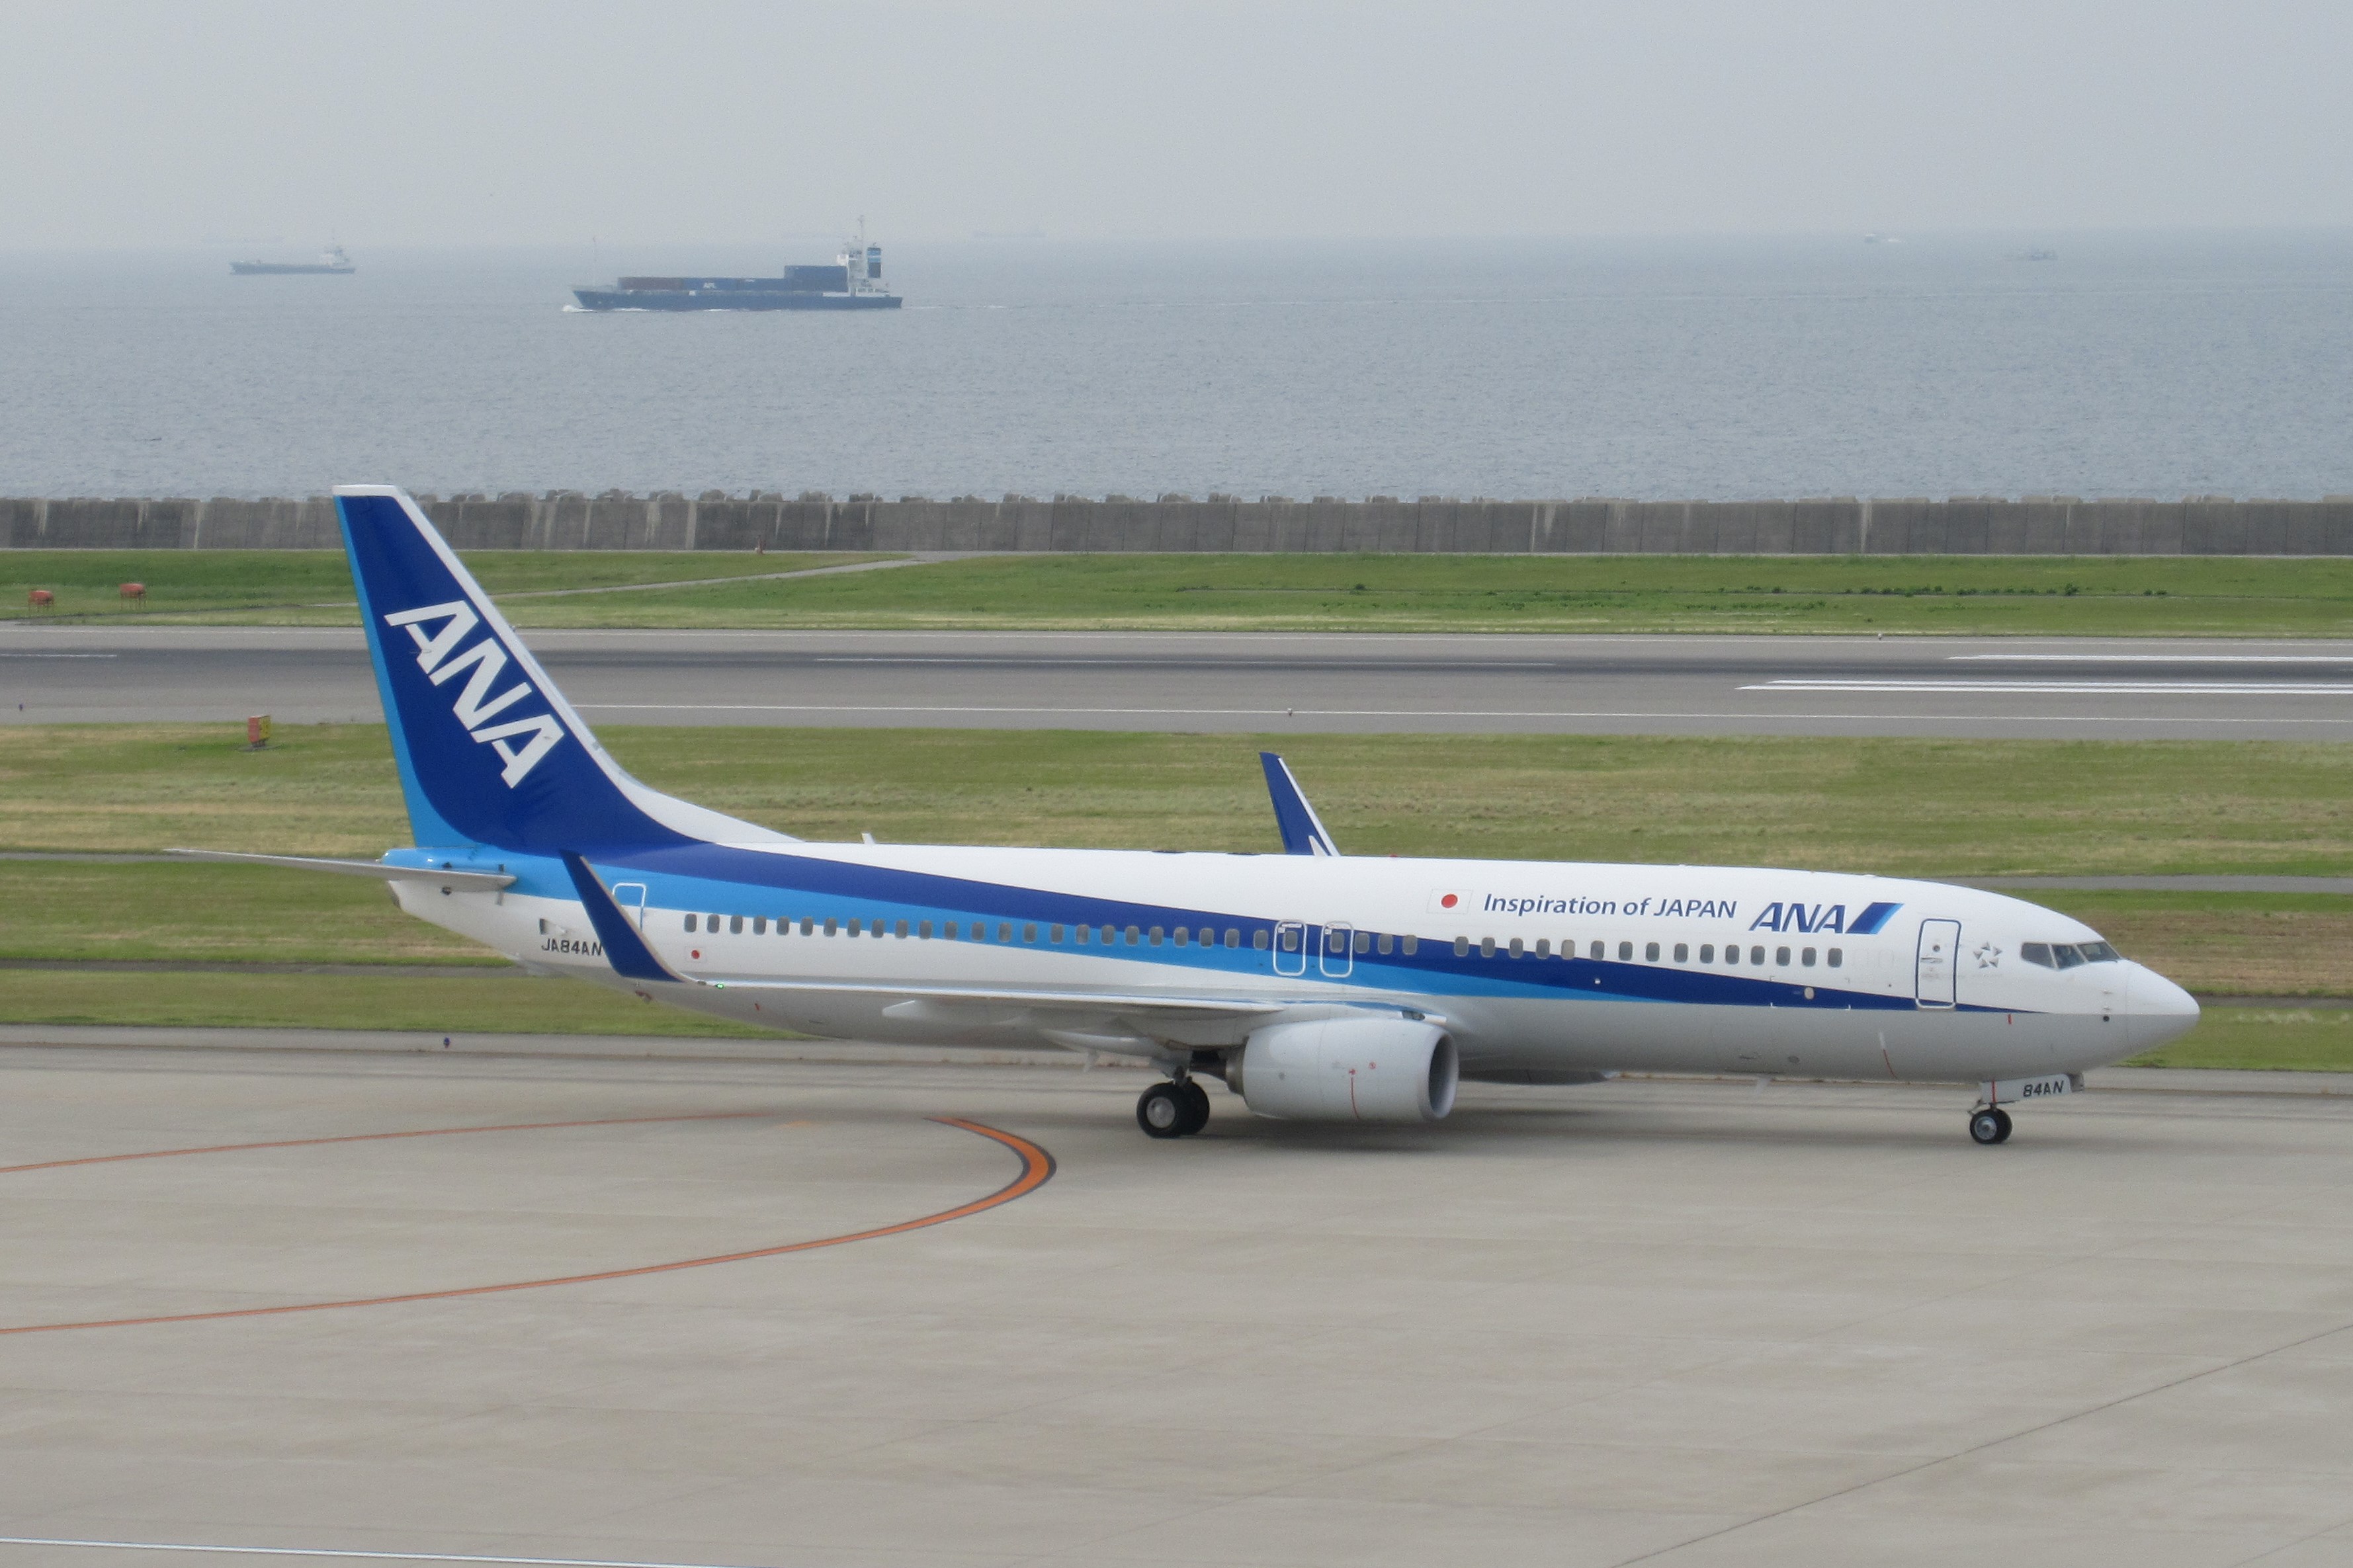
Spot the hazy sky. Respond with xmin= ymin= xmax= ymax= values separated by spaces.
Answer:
xmin=5 ymin=0 xmax=2346 ymax=247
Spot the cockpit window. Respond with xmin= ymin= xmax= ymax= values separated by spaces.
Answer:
xmin=2024 ymin=939 xmax=2119 ymax=969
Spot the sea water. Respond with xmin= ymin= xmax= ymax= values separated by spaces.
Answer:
xmin=0 ymin=232 xmax=2346 ymax=501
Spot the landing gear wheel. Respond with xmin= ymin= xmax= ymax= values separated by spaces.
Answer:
xmin=1137 ymin=1082 xmax=1189 ymax=1139
xmin=1969 ymin=1108 xmax=2014 ymax=1145
xmin=1176 ymin=1079 xmax=1212 ymax=1136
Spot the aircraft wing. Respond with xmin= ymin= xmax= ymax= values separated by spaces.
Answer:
xmin=168 ymin=848 xmax=516 ymax=891
xmin=561 ymin=850 xmax=1422 ymax=1052
xmin=1259 ymin=752 xmax=1340 ymax=856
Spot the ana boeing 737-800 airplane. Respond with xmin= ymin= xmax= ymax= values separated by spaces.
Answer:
xmin=179 ymin=487 xmax=2200 ymax=1145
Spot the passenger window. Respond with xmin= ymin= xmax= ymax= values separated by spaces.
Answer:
xmin=1674 ymin=943 xmax=1688 ymax=962
xmin=1102 ymin=925 xmax=1117 ymax=944
xmin=1480 ymin=936 xmax=1496 ymax=958
xmin=1227 ymin=928 xmax=1242 ymax=948
xmin=1125 ymin=925 xmax=1141 ymax=944
xmin=824 ymin=918 xmax=838 ymax=936
xmin=1508 ymin=937 xmax=1523 ymax=959
xmin=1590 ymin=940 xmax=1604 ymax=960
xmin=1618 ymin=941 xmax=1632 ymax=961
xmin=1174 ymin=927 xmax=1189 ymax=946
xmin=920 ymin=921 xmax=933 ymax=939
xmin=1076 ymin=925 xmax=1090 ymax=944
xmin=1750 ymin=946 xmax=1765 ymax=964
xmin=1775 ymin=946 xmax=1790 ymax=966
xmin=1801 ymin=947 xmax=1815 ymax=967
xmin=1645 ymin=942 xmax=1660 ymax=962
xmin=849 ymin=918 xmax=865 ymax=936
xmin=1400 ymin=934 xmax=1418 ymax=955
xmin=1050 ymin=924 xmax=1064 ymax=942
xmin=1377 ymin=933 xmax=1394 ymax=955
xmin=1150 ymin=926 xmax=1166 ymax=946
xmin=1279 ymin=927 xmax=1300 ymax=952
xmin=1699 ymin=944 xmax=1713 ymax=962
xmin=1453 ymin=936 xmax=1470 ymax=956
xmin=1254 ymin=928 xmax=1270 ymax=950
xmin=998 ymin=923 xmax=1014 ymax=943
xmin=1353 ymin=930 xmax=1370 ymax=954
xmin=1023 ymin=923 xmax=1038 ymax=943
xmin=896 ymin=920 xmax=909 ymax=938
xmin=1534 ymin=938 xmax=1549 ymax=958
xmin=683 ymin=914 xmax=697 ymax=932
xmin=753 ymin=917 xmax=767 ymax=935
xmin=727 ymin=915 xmax=740 ymax=934
xmin=1725 ymin=946 xmax=1738 ymax=964
xmin=707 ymin=913 xmax=720 ymax=930
xmin=1827 ymin=948 xmax=1842 ymax=968
xmin=800 ymin=918 xmax=814 ymax=936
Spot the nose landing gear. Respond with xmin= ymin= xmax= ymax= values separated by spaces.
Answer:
xmin=1969 ymin=1106 xmax=2014 ymax=1145
xmin=1137 ymin=1077 xmax=1213 ymax=1139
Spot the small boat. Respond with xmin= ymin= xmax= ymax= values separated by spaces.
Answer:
xmin=232 ymin=243 xmax=355 ymax=276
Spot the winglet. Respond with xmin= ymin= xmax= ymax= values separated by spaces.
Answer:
xmin=1259 ymin=753 xmax=1340 ymax=856
xmin=560 ymin=852 xmax=684 ymax=983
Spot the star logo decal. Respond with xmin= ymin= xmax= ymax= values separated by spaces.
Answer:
xmin=1972 ymin=943 xmax=2002 ymax=969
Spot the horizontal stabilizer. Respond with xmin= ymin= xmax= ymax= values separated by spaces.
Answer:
xmin=167 ymin=848 xmax=515 ymax=891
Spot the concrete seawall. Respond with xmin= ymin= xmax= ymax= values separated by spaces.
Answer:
xmin=10 ymin=492 xmax=2353 ymax=554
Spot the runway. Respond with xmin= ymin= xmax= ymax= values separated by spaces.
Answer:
xmin=6 ymin=1044 xmax=2353 ymax=1567
xmin=8 ymin=626 xmax=2353 ymax=739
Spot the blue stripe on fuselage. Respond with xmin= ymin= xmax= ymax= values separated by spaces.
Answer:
xmin=552 ymin=843 xmax=1989 ymax=1016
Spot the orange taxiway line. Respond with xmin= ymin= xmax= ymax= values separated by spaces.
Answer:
xmin=0 ymin=1114 xmax=1054 ymax=1337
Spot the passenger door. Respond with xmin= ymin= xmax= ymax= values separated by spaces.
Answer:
xmin=1915 ymin=919 xmax=1959 ymax=1009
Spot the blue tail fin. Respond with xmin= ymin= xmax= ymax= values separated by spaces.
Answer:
xmin=1260 ymin=752 xmax=1340 ymax=856
xmin=336 ymin=485 xmax=788 ymax=854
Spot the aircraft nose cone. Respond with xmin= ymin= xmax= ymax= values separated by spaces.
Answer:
xmin=2129 ymin=964 xmax=2200 ymax=1052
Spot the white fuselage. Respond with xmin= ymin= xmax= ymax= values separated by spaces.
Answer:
xmin=392 ymin=843 xmax=2199 ymax=1086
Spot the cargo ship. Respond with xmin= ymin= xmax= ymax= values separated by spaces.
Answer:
xmin=573 ymin=231 xmax=899 ymax=311
xmin=231 ymin=243 xmax=355 ymax=275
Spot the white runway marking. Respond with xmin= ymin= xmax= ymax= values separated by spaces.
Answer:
xmin=0 ymin=652 xmax=116 ymax=658
xmin=1744 ymin=680 xmax=2353 ymax=695
xmin=806 ymin=655 xmax=1543 ymax=668
xmin=0 ymin=1537 xmax=757 ymax=1568
xmin=1950 ymin=653 xmax=2353 ymax=663
xmin=574 ymin=702 xmax=2353 ymax=724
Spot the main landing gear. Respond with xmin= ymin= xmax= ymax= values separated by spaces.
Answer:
xmin=1137 ymin=1077 xmax=1212 ymax=1139
xmin=1969 ymin=1106 xmax=2014 ymax=1145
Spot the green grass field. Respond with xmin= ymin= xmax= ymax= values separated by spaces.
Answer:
xmin=3 ymin=723 xmax=2348 ymax=1062
xmin=11 ymin=549 xmax=2353 ymax=634
xmin=8 ymin=723 xmax=2349 ymax=874
xmin=0 ymin=549 xmax=889 ymax=621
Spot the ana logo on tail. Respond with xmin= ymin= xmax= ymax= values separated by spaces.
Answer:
xmin=383 ymin=601 xmax=565 ymax=786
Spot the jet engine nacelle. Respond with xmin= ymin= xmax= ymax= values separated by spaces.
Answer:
xmin=1234 ymin=1017 xmax=1459 ymax=1123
